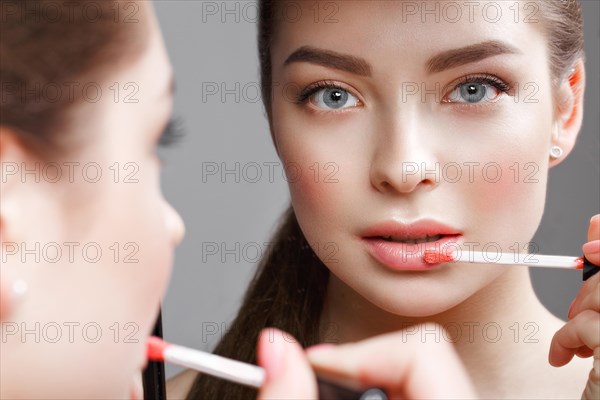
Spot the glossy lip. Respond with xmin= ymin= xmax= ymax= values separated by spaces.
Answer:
xmin=361 ymin=220 xmax=462 ymax=271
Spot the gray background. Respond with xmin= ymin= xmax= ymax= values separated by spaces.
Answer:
xmin=154 ymin=1 xmax=600 ymax=378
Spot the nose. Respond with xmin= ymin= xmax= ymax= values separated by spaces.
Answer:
xmin=164 ymin=200 xmax=185 ymax=246
xmin=369 ymin=112 xmax=439 ymax=194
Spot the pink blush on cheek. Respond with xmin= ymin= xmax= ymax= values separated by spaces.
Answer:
xmin=288 ymin=167 xmax=332 ymax=210
xmin=286 ymin=162 xmax=353 ymax=238
xmin=467 ymin=160 xmax=547 ymax=238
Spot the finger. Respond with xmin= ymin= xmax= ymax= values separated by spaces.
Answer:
xmin=582 ymin=240 xmax=600 ymax=266
xmin=257 ymin=328 xmax=317 ymax=400
xmin=568 ymin=277 xmax=600 ymax=319
xmin=587 ymin=214 xmax=600 ymax=242
xmin=575 ymin=346 xmax=594 ymax=358
xmin=549 ymin=310 xmax=600 ymax=367
xmin=307 ymin=326 xmax=476 ymax=399
xmin=581 ymin=348 xmax=600 ymax=400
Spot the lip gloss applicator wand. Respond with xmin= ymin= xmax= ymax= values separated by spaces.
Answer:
xmin=147 ymin=336 xmax=388 ymax=400
xmin=423 ymin=249 xmax=599 ymax=280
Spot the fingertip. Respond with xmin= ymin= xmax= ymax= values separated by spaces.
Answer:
xmin=548 ymin=342 xmax=574 ymax=368
xmin=257 ymin=328 xmax=284 ymax=382
xmin=548 ymin=351 xmax=561 ymax=367
xmin=582 ymin=240 xmax=600 ymax=258
xmin=306 ymin=344 xmax=336 ymax=367
xmin=257 ymin=329 xmax=317 ymax=400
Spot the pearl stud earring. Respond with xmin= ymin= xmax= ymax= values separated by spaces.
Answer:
xmin=550 ymin=145 xmax=563 ymax=159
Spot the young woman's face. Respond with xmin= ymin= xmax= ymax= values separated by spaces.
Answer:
xmin=1 ymin=4 xmax=183 ymax=398
xmin=270 ymin=1 xmax=569 ymax=316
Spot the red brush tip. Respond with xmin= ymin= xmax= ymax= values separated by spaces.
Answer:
xmin=147 ymin=336 xmax=170 ymax=361
xmin=423 ymin=250 xmax=455 ymax=264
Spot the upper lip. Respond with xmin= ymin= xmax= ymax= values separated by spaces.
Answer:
xmin=361 ymin=219 xmax=462 ymax=239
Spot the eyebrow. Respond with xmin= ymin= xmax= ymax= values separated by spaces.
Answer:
xmin=284 ymin=46 xmax=372 ymax=76
xmin=425 ymin=40 xmax=522 ymax=74
xmin=283 ymin=40 xmax=521 ymax=77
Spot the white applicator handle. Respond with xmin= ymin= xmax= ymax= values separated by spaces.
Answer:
xmin=165 ymin=344 xmax=265 ymax=387
xmin=453 ymin=251 xmax=582 ymax=269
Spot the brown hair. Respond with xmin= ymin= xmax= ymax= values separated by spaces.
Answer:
xmin=0 ymin=0 xmax=147 ymax=153
xmin=187 ymin=207 xmax=329 ymax=399
xmin=187 ymin=1 xmax=585 ymax=398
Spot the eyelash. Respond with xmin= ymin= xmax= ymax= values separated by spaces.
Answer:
xmin=449 ymin=73 xmax=512 ymax=97
xmin=295 ymin=74 xmax=512 ymax=108
xmin=158 ymin=117 xmax=184 ymax=148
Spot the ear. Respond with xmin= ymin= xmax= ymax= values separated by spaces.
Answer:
xmin=549 ymin=59 xmax=585 ymax=168
xmin=0 ymin=269 xmax=27 ymax=320
xmin=0 ymin=126 xmax=42 ymax=243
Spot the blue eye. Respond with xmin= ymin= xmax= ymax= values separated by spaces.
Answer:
xmin=297 ymin=82 xmax=360 ymax=111
xmin=445 ymin=75 xmax=511 ymax=104
xmin=311 ymin=87 xmax=359 ymax=110
xmin=448 ymin=82 xmax=497 ymax=103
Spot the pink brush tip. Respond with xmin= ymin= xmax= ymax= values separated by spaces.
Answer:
xmin=147 ymin=336 xmax=170 ymax=361
xmin=423 ymin=250 xmax=455 ymax=264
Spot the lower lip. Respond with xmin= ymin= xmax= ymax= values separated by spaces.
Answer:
xmin=362 ymin=235 xmax=461 ymax=271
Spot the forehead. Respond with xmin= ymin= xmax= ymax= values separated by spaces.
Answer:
xmin=272 ymin=1 xmax=546 ymax=72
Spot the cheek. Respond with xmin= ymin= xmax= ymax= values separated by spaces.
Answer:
xmin=286 ymin=159 xmax=342 ymax=247
xmin=280 ymin=133 xmax=361 ymax=241
xmin=76 ymin=160 xmax=173 ymax=327
xmin=122 ymin=168 xmax=173 ymax=301
xmin=454 ymin=110 xmax=552 ymax=243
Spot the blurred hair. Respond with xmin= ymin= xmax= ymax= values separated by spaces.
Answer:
xmin=0 ymin=0 xmax=147 ymax=153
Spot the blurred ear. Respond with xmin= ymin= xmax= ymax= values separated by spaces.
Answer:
xmin=549 ymin=59 xmax=585 ymax=168
xmin=0 ymin=269 xmax=27 ymax=320
xmin=0 ymin=127 xmax=39 ymax=243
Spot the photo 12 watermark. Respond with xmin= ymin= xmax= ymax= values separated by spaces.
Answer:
xmin=1 ymin=81 xmax=140 ymax=105
xmin=1 ymin=321 xmax=140 ymax=344
xmin=198 ymin=1 xmax=340 ymax=24
xmin=200 ymin=161 xmax=339 ymax=184
xmin=1 ymin=1 xmax=140 ymax=24
xmin=1 ymin=241 xmax=140 ymax=264
xmin=199 ymin=321 xmax=343 ymax=345
xmin=1 ymin=161 xmax=141 ymax=184
xmin=201 ymin=240 xmax=339 ymax=264
xmin=395 ymin=321 xmax=540 ymax=344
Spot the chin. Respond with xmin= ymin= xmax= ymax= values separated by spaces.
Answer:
xmin=377 ymin=293 xmax=468 ymax=318
xmin=345 ymin=275 xmax=475 ymax=318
